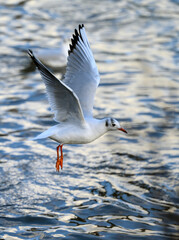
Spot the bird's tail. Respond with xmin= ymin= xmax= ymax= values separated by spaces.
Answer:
xmin=33 ymin=124 xmax=60 ymax=140
xmin=33 ymin=130 xmax=52 ymax=140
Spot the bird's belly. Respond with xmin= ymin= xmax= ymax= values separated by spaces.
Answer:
xmin=50 ymin=127 xmax=96 ymax=144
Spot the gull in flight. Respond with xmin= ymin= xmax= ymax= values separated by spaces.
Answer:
xmin=28 ymin=24 xmax=127 ymax=172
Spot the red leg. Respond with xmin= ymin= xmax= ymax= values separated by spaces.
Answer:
xmin=56 ymin=144 xmax=64 ymax=172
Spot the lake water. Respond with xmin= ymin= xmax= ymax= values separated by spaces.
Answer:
xmin=0 ymin=0 xmax=179 ymax=239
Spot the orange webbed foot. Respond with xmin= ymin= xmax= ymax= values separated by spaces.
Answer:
xmin=56 ymin=144 xmax=64 ymax=172
xmin=56 ymin=157 xmax=63 ymax=172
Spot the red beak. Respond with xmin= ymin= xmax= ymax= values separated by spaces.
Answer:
xmin=118 ymin=128 xmax=127 ymax=134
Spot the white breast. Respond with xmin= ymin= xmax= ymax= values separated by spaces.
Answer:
xmin=50 ymin=118 xmax=107 ymax=144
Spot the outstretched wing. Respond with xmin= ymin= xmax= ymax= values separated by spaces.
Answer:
xmin=63 ymin=24 xmax=100 ymax=117
xmin=28 ymin=49 xmax=85 ymax=124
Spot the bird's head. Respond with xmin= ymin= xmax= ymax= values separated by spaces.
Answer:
xmin=105 ymin=118 xmax=127 ymax=133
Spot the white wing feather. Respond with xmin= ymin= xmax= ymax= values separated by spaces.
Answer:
xmin=63 ymin=25 xmax=100 ymax=117
xmin=28 ymin=50 xmax=85 ymax=124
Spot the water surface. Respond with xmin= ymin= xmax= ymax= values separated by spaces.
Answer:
xmin=0 ymin=0 xmax=179 ymax=239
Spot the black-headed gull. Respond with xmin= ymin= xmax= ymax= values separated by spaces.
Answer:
xmin=28 ymin=24 xmax=127 ymax=172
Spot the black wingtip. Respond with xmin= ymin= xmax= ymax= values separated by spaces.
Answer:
xmin=68 ymin=24 xmax=85 ymax=56
xmin=27 ymin=49 xmax=34 ymax=57
xmin=27 ymin=49 xmax=42 ymax=69
xmin=79 ymin=24 xmax=84 ymax=30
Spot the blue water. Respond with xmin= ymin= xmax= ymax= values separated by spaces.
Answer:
xmin=0 ymin=0 xmax=179 ymax=239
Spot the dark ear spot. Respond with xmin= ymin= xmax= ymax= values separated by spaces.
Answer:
xmin=105 ymin=119 xmax=109 ymax=127
xmin=110 ymin=118 xmax=116 ymax=127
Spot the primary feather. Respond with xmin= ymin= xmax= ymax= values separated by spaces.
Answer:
xmin=63 ymin=24 xmax=100 ymax=117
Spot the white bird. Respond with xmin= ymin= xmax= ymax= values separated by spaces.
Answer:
xmin=28 ymin=24 xmax=127 ymax=172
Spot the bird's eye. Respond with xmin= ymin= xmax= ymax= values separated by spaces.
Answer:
xmin=112 ymin=123 xmax=116 ymax=127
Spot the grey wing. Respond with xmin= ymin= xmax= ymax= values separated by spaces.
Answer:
xmin=28 ymin=49 xmax=85 ymax=124
xmin=63 ymin=24 xmax=100 ymax=117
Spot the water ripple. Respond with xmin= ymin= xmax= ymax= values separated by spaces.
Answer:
xmin=0 ymin=0 xmax=179 ymax=239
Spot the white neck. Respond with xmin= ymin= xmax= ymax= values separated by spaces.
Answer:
xmin=86 ymin=118 xmax=108 ymax=141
